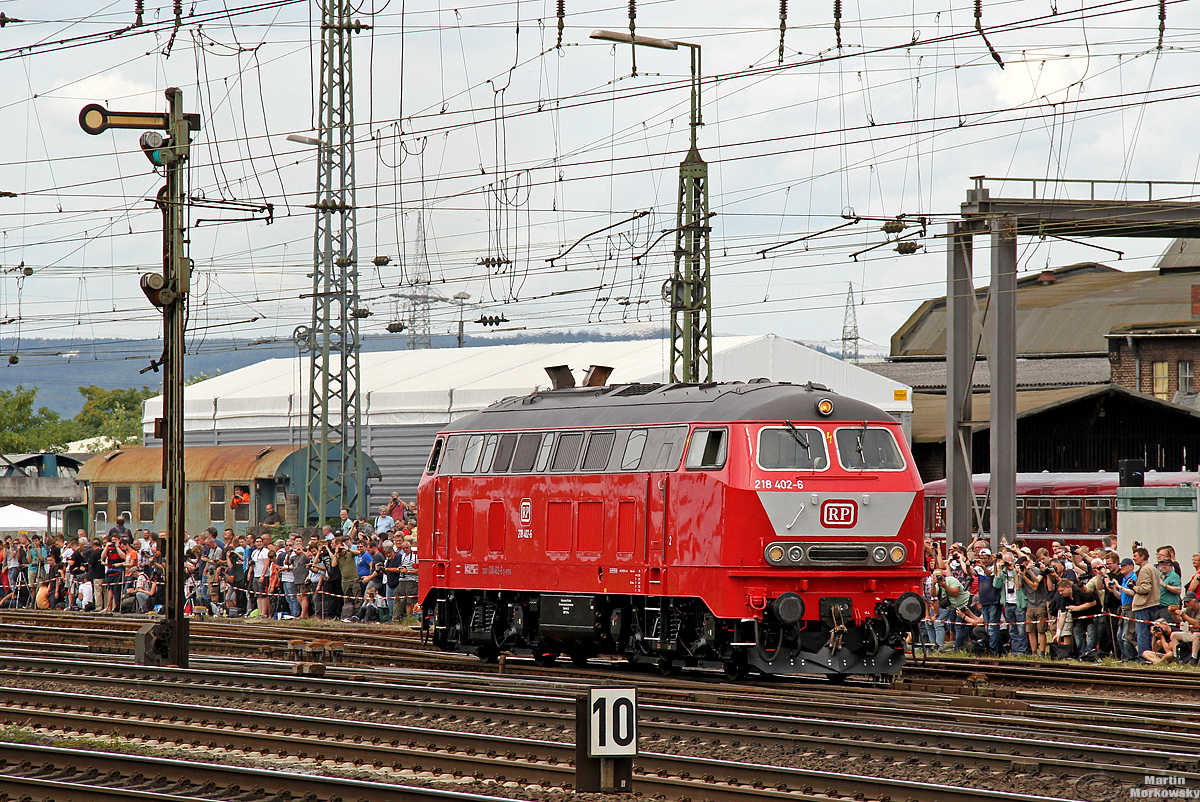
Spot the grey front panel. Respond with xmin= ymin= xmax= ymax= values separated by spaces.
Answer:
xmin=756 ymin=491 xmax=915 ymax=537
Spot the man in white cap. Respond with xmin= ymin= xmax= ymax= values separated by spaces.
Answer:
xmin=974 ymin=547 xmax=1002 ymax=654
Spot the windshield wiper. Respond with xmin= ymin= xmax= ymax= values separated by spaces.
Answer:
xmin=783 ymin=420 xmax=811 ymax=456
xmin=854 ymin=420 xmax=868 ymax=467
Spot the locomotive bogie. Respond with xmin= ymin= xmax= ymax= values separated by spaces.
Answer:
xmin=418 ymin=380 xmax=927 ymax=678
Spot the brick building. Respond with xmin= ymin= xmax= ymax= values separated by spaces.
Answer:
xmin=1107 ymin=323 xmax=1200 ymax=400
xmin=867 ymin=237 xmax=1200 ymax=481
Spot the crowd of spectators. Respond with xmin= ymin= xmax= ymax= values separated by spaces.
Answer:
xmin=0 ymin=493 xmax=420 ymax=625
xmin=920 ymin=534 xmax=1200 ymax=664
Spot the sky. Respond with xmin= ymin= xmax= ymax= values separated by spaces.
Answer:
xmin=0 ymin=0 xmax=1197 ymax=389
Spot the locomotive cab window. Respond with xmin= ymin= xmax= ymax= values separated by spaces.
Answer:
xmin=757 ymin=426 xmax=828 ymax=471
xmin=835 ymin=426 xmax=905 ymax=471
xmin=426 ymin=437 xmax=445 ymax=474
xmin=686 ymin=428 xmax=727 ymax=470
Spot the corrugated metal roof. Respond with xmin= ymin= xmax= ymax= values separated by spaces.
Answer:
xmin=892 ymin=259 xmax=1200 ymax=357
xmin=78 ymin=444 xmax=303 ymax=484
xmin=863 ymin=357 xmax=1109 ymax=391
xmin=911 ymin=384 xmax=1200 ymax=443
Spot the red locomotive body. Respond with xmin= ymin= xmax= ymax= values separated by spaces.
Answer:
xmin=418 ymin=380 xmax=927 ymax=677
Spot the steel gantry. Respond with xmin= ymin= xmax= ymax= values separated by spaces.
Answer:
xmin=945 ymin=176 xmax=1200 ymax=549
xmin=294 ymin=0 xmax=368 ymax=525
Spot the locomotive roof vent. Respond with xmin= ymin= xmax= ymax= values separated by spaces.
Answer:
xmin=544 ymin=365 xmax=576 ymax=389
xmin=583 ymin=364 xmax=613 ymax=387
xmin=544 ymin=364 xmax=615 ymax=390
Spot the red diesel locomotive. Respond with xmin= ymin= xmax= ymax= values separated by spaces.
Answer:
xmin=417 ymin=378 xmax=927 ymax=678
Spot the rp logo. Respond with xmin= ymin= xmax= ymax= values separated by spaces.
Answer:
xmin=520 ymin=498 xmax=532 ymax=526
xmin=820 ymin=499 xmax=858 ymax=528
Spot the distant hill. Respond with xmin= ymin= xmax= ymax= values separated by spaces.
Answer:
xmin=3 ymin=331 xmax=842 ymax=417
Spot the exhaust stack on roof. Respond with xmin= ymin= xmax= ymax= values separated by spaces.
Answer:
xmin=583 ymin=365 xmax=614 ymax=387
xmin=544 ymin=365 xmax=576 ymax=390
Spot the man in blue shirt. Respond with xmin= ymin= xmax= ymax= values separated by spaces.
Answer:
xmin=1104 ymin=558 xmax=1137 ymax=660
xmin=375 ymin=506 xmax=395 ymax=536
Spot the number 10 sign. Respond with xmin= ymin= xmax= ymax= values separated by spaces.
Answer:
xmin=587 ymin=688 xmax=638 ymax=757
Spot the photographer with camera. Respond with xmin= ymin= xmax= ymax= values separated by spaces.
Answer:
xmin=994 ymin=548 xmax=1027 ymax=654
xmin=1104 ymin=557 xmax=1138 ymax=660
xmin=1017 ymin=551 xmax=1048 ymax=658
xmin=932 ymin=567 xmax=969 ymax=651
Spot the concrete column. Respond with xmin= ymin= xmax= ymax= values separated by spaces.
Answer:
xmin=945 ymin=222 xmax=975 ymax=548
xmin=989 ymin=216 xmax=1018 ymax=549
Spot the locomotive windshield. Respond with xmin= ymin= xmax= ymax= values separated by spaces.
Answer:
xmin=835 ymin=426 xmax=905 ymax=471
xmin=757 ymin=426 xmax=828 ymax=470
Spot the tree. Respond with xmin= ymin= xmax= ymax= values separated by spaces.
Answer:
xmin=0 ymin=386 xmax=75 ymax=452
xmin=74 ymin=385 xmax=158 ymax=444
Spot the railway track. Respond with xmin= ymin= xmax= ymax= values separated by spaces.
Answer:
xmin=0 ymin=652 xmax=1179 ymax=800
xmin=903 ymin=655 xmax=1200 ymax=692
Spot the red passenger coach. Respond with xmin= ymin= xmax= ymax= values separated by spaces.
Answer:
xmin=418 ymin=379 xmax=928 ymax=678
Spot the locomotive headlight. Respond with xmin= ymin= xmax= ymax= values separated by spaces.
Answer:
xmin=787 ymin=545 xmax=803 ymax=563
xmin=872 ymin=546 xmax=888 ymax=563
xmin=815 ymin=398 xmax=835 ymax=416
xmin=890 ymin=545 xmax=907 ymax=564
xmin=766 ymin=545 xmax=785 ymax=564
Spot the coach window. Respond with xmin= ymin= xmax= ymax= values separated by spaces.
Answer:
xmin=582 ymin=431 xmax=616 ymax=472
xmin=426 ymin=437 xmax=445 ymax=474
xmin=138 ymin=486 xmax=155 ymax=523
xmin=621 ymin=429 xmax=647 ymax=471
xmin=233 ymin=485 xmax=251 ymax=523
xmin=835 ymin=426 xmax=906 ymax=471
xmin=1085 ymin=498 xmax=1113 ymax=534
xmin=1026 ymin=497 xmax=1052 ymax=533
xmin=685 ymin=428 xmax=728 ymax=470
xmin=461 ymin=435 xmax=485 ymax=474
xmin=551 ymin=432 xmax=585 ymax=472
xmin=1055 ymin=498 xmax=1082 ymax=534
xmin=1015 ymin=498 xmax=1025 ymax=533
xmin=209 ymin=486 xmax=226 ymax=523
xmin=492 ymin=434 xmax=519 ymax=472
xmin=534 ymin=433 xmax=556 ymax=472
xmin=757 ymin=426 xmax=828 ymax=471
xmin=93 ymin=485 xmax=109 ymax=532
xmin=511 ymin=433 xmax=542 ymax=473
xmin=116 ymin=486 xmax=132 ymax=522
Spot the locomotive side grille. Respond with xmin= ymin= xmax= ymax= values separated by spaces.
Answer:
xmin=613 ymin=383 xmax=663 ymax=397
xmin=806 ymin=545 xmax=869 ymax=562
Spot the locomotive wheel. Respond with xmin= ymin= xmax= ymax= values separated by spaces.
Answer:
xmin=826 ymin=673 xmax=848 ymax=684
xmin=570 ymin=654 xmax=590 ymax=667
xmin=657 ymin=658 xmax=681 ymax=677
xmin=477 ymin=647 xmax=500 ymax=664
xmin=533 ymin=651 xmax=558 ymax=667
xmin=723 ymin=661 xmax=748 ymax=681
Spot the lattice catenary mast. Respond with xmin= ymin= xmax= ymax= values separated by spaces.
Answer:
xmin=293 ymin=0 xmax=367 ymax=524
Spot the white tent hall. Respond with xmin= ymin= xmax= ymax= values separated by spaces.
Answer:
xmin=0 ymin=504 xmax=48 ymax=537
xmin=144 ymin=335 xmax=912 ymax=504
